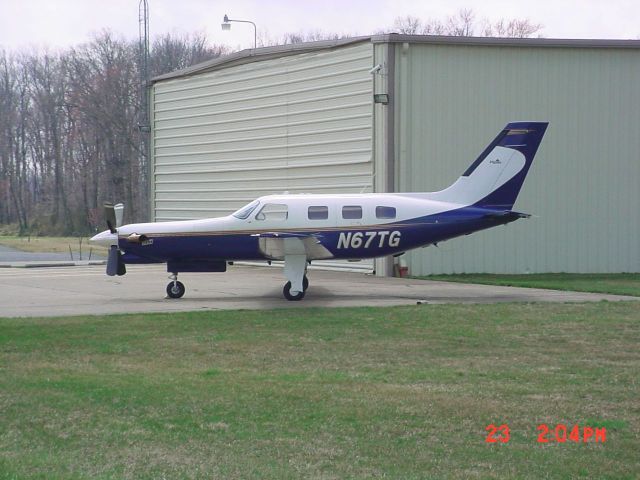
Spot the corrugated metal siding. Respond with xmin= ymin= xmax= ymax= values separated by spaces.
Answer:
xmin=151 ymin=42 xmax=373 ymax=222
xmin=396 ymin=43 xmax=640 ymax=274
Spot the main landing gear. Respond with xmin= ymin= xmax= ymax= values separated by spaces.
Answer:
xmin=283 ymin=275 xmax=309 ymax=301
xmin=283 ymin=254 xmax=309 ymax=301
xmin=166 ymin=272 xmax=185 ymax=299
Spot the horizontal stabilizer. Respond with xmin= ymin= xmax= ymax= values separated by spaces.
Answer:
xmin=482 ymin=210 xmax=531 ymax=220
xmin=482 ymin=209 xmax=531 ymax=225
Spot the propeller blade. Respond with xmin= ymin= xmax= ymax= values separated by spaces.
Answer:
xmin=114 ymin=203 xmax=124 ymax=228
xmin=106 ymin=245 xmax=127 ymax=276
xmin=106 ymin=245 xmax=119 ymax=276
xmin=117 ymin=254 xmax=127 ymax=276
xmin=104 ymin=202 xmax=126 ymax=276
xmin=104 ymin=202 xmax=117 ymax=234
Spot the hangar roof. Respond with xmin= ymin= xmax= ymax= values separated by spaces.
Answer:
xmin=151 ymin=34 xmax=640 ymax=83
xmin=151 ymin=36 xmax=370 ymax=82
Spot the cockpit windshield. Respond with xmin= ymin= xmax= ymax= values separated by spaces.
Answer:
xmin=232 ymin=200 xmax=260 ymax=219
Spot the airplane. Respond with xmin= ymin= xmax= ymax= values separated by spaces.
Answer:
xmin=91 ymin=121 xmax=548 ymax=301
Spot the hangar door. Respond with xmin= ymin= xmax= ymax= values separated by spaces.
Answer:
xmin=151 ymin=42 xmax=374 ymax=271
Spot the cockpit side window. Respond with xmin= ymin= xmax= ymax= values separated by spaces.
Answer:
xmin=232 ymin=200 xmax=260 ymax=219
xmin=342 ymin=205 xmax=362 ymax=219
xmin=255 ymin=203 xmax=288 ymax=221
xmin=308 ymin=206 xmax=328 ymax=220
xmin=376 ymin=206 xmax=396 ymax=219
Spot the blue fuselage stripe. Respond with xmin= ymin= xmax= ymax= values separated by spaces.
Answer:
xmin=120 ymin=206 xmax=515 ymax=263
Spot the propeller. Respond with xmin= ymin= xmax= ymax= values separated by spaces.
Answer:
xmin=104 ymin=202 xmax=117 ymax=233
xmin=103 ymin=202 xmax=126 ymax=276
xmin=114 ymin=203 xmax=124 ymax=230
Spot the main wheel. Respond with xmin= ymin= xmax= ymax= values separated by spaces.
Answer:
xmin=283 ymin=281 xmax=305 ymax=301
xmin=166 ymin=280 xmax=185 ymax=299
xmin=303 ymin=275 xmax=309 ymax=292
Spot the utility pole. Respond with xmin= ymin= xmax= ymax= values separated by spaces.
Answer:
xmin=138 ymin=0 xmax=151 ymax=221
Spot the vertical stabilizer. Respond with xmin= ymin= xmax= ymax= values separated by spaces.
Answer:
xmin=426 ymin=122 xmax=548 ymax=209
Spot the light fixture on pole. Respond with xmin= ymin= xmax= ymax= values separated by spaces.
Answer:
xmin=221 ymin=14 xmax=257 ymax=49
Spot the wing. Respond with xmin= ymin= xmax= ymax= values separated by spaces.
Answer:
xmin=252 ymin=232 xmax=333 ymax=260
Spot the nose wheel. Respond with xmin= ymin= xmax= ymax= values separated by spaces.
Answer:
xmin=166 ymin=273 xmax=185 ymax=299
xmin=166 ymin=281 xmax=185 ymax=298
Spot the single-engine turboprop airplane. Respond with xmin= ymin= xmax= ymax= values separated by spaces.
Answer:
xmin=91 ymin=121 xmax=548 ymax=301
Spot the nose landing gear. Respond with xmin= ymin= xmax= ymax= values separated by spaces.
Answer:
xmin=166 ymin=272 xmax=185 ymax=299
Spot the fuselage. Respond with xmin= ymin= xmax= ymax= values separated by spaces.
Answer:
xmin=91 ymin=192 xmax=516 ymax=264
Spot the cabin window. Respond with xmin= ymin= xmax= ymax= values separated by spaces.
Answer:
xmin=308 ymin=206 xmax=328 ymax=220
xmin=342 ymin=205 xmax=362 ymax=219
xmin=232 ymin=200 xmax=260 ymax=219
xmin=255 ymin=203 xmax=288 ymax=221
xmin=376 ymin=206 xmax=396 ymax=219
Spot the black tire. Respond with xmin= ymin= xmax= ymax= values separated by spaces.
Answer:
xmin=166 ymin=280 xmax=185 ymax=299
xmin=303 ymin=275 xmax=309 ymax=292
xmin=283 ymin=281 xmax=305 ymax=301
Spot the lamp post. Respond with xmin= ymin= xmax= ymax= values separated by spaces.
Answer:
xmin=221 ymin=14 xmax=257 ymax=49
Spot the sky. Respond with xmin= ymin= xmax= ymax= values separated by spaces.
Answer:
xmin=0 ymin=0 xmax=639 ymax=52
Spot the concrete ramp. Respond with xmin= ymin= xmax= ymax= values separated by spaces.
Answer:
xmin=0 ymin=264 xmax=636 ymax=318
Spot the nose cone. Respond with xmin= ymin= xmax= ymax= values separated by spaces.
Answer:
xmin=90 ymin=230 xmax=118 ymax=247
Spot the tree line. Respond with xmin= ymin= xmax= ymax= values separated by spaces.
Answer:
xmin=0 ymin=12 xmax=541 ymax=236
xmin=0 ymin=32 xmax=226 ymax=235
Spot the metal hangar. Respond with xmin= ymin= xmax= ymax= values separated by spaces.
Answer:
xmin=150 ymin=34 xmax=640 ymax=275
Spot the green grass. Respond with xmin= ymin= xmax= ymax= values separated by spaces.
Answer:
xmin=0 ymin=235 xmax=107 ymax=256
xmin=417 ymin=273 xmax=640 ymax=297
xmin=1 ymin=303 xmax=639 ymax=479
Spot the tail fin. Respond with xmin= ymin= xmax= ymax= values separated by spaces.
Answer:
xmin=429 ymin=122 xmax=548 ymax=209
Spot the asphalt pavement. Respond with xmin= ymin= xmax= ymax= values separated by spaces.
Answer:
xmin=1 ymin=264 xmax=637 ymax=318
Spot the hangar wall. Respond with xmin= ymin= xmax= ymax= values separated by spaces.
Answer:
xmin=151 ymin=36 xmax=640 ymax=276
xmin=389 ymin=40 xmax=640 ymax=275
xmin=151 ymin=41 xmax=373 ymax=222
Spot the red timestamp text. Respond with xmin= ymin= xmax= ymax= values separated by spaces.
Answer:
xmin=485 ymin=424 xmax=510 ymax=443
xmin=485 ymin=424 xmax=606 ymax=443
xmin=537 ymin=424 xmax=606 ymax=443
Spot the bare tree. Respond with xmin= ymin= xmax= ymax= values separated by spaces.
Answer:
xmin=0 ymin=52 xmax=25 ymax=230
xmin=482 ymin=18 xmax=543 ymax=38
xmin=150 ymin=32 xmax=228 ymax=76
xmin=0 ymin=32 xmax=228 ymax=235
xmin=446 ymin=9 xmax=476 ymax=36
xmin=392 ymin=15 xmax=423 ymax=35
xmin=256 ymin=30 xmax=350 ymax=47
xmin=26 ymin=52 xmax=75 ymax=231
xmin=391 ymin=9 xmax=543 ymax=38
